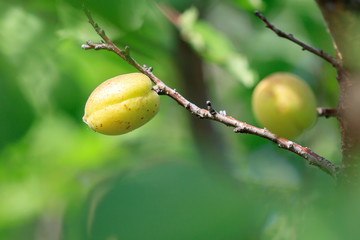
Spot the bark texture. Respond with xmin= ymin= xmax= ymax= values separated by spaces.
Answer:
xmin=316 ymin=0 xmax=360 ymax=177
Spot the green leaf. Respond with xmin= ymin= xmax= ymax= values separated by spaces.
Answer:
xmin=0 ymin=55 xmax=35 ymax=149
xmin=232 ymin=0 xmax=264 ymax=10
xmin=178 ymin=7 xmax=257 ymax=87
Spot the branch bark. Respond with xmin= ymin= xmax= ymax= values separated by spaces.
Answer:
xmin=315 ymin=0 xmax=360 ymax=71
xmin=254 ymin=10 xmax=340 ymax=69
xmin=81 ymin=7 xmax=341 ymax=178
xmin=255 ymin=6 xmax=360 ymax=180
xmin=317 ymin=107 xmax=338 ymax=118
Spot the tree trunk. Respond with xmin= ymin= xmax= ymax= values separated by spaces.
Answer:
xmin=315 ymin=0 xmax=360 ymax=178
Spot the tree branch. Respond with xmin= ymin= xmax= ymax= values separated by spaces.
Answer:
xmin=81 ymin=8 xmax=341 ymax=179
xmin=317 ymin=107 xmax=338 ymax=118
xmin=315 ymin=0 xmax=360 ymax=71
xmin=254 ymin=10 xmax=340 ymax=69
xmin=233 ymin=125 xmax=341 ymax=177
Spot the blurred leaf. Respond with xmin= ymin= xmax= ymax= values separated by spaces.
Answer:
xmin=0 ymin=4 xmax=60 ymax=115
xmin=83 ymin=0 xmax=148 ymax=32
xmin=242 ymin=146 xmax=301 ymax=189
xmin=0 ymin=55 xmax=35 ymax=149
xmin=232 ymin=0 xmax=264 ymax=10
xmin=161 ymin=0 xmax=207 ymax=12
xmin=178 ymin=7 xmax=257 ymax=87
xmin=0 ymin=5 xmax=43 ymax=64
xmin=65 ymin=162 xmax=268 ymax=240
xmin=0 ymin=177 xmax=44 ymax=227
xmin=262 ymin=213 xmax=297 ymax=240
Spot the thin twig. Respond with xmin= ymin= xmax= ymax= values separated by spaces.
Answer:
xmin=155 ymin=2 xmax=181 ymax=26
xmin=317 ymin=107 xmax=338 ymax=118
xmin=254 ymin=10 xmax=340 ymax=69
xmin=81 ymin=7 xmax=341 ymax=178
xmin=233 ymin=125 xmax=340 ymax=177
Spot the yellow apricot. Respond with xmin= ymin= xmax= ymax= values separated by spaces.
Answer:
xmin=83 ymin=73 xmax=160 ymax=135
xmin=252 ymin=72 xmax=316 ymax=139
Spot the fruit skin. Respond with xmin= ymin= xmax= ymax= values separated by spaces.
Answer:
xmin=83 ymin=73 xmax=160 ymax=135
xmin=251 ymin=72 xmax=316 ymax=139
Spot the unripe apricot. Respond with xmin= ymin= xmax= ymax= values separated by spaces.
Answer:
xmin=252 ymin=72 xmax=316 ymax=139
xmin=83 ymin=73 xmax=160 ymax=135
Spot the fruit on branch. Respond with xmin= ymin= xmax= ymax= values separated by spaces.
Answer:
xmin=83 ymin=73 xmax=160 ymax=135
xmin=251 ymin=72 xmax=316 ymax=139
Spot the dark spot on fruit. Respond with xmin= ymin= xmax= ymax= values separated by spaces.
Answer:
xmin=147 ymin=109 xmax=149 ymax=112
xmin=141 ymin=117 xmax=144 ymax=120
xmin=127 ymin=122 xmax=130 ymax=124
xmin=100 ymin=124 xmax=103 ymax=127
xmin=126 ymin=126 xmax=130 ymax=129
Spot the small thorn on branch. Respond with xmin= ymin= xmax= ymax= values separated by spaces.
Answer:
xmin=121 ymin=46 xmax=130 ymax=56
xmin=278 ymin=140 xmax=294 ymax=149
xmin=143 ymin=64 xmax=153 ymax=72
xmin=195 ymin=109 xmax=206 ymax=119
xmin=81 ymin=40 xmax=113 ymax=51
xmin=206 ymin=100 xmax=217 ymax=115
xmin=234 ymin=126 xmax=245 ymax=133
xmin=219 ymin=110 xmax=227 ymax=116
xmin=81 ymin=44 xmax=91 ymax=50
xmin=317 ymin=107 xmax=338 ymax=118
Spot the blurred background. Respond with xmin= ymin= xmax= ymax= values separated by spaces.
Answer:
xmin=1 ymin=0 xmax=356 ymax=239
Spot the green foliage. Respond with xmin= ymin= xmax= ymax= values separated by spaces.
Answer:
xmin=65 ymin=162 xmax=268 ymax=240
xmin=0 ymin=0 xmax=348 ymax=239
xmin=178 ymin=7 xmax=257 ymax=87
xmin=0 ymin=56 xmax=35 ymax=148
xmin=233 ymin=0 xmax=264 ymax=10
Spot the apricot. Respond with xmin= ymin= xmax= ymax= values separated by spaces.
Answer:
xmin=251 ymin=72 xmax=316 ymax=139
xmin=83 ymin=73 xmax=160 ymax=135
